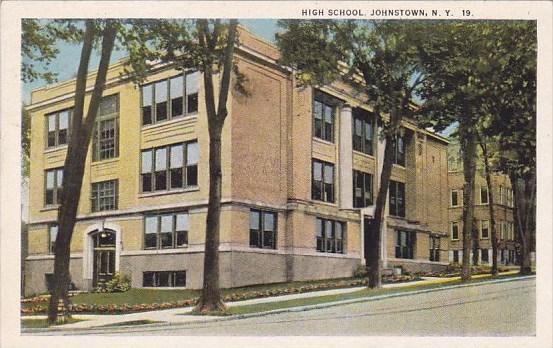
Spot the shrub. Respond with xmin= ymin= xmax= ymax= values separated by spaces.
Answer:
xmin=353 ymin=265 xmax=368 ymax=278
xmin=94 ymin=273 xmax=131 ymax=293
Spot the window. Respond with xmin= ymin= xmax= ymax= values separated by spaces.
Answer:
xmin=313 ymin=91 xmax=338 ymax=142
xmin=353 ymin=170 xmax=373 ymax=208
xmin=141 ymin=141 xmax=198 ymax=192
xmin=507 ymin=222 xmax=515 ymax=240
xmin=452 ymin=250 xmax=459 ymax=263
xmin=448 ymin=155 xmax=461 ymax=172
xmin=143 ymin=271 xmax=186 ymax=287
xmin=45 ymin=167 xmax=63 ymax=206
xmin=481 ymin=249 xmax=489 ymax=263
xmin=46 ymin=109 xmax=72 ymax=148
xmin=429 ymin=236 xmax=440 ymax=262
xmin=480 ymin=220 xmax=490 ymax=239
xmin=395 ymin=230 xmax=415 ymax=259
xmin=141 ymin=72 xmax=199 ymax=126
xmin=450 ymin=221 xmax=460 ymax=240
xmin=480 ymin=185 xmax=489 ymax=205
xmin=91 ymin=180 xmax=118 ymax=212
xmin=92 ymin=95 xmax=119 ymax=161
xmin=144 ymin=212 xmax=189 ymax=249
xmin=48 ymin=224 xmax=58 ymax=254
xmin=389 ymin=181 xmax=405 ymax=217
xmin=392 ymin=134 xmax=406 ymax=166
xmin=450 ymin=190 xmax=462 ymax=207
xmin=249 ymin=210 xmax=277 ymax=249
xmin=352 ymin=108 xmax=374 ymax=155
xmin=506 ymin=188 xmax=514 ymax=207
xmin=312 ymin=159 xmax=334 ymax=203
xmin=316 ymin=218 xmax=344 ymax=253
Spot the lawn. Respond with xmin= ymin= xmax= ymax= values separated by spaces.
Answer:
xmin=226 ymin=273 xmax=526 ymax=316
xmin=21 ymin=317 xmax=84 ymax=329
xmin=22 ymin=272 xmax=526 ymax=315
xmin=23 ymin=276 xmax=364 ymax=311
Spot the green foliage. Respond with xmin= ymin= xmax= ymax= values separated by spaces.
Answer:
xmin=353 ymin=264 xmax=368 ymax=278
xmin=93 ymin=273 xmax=131 ymax=293
xmin=118 ymin=19 xmax=246 ymax=94
xmin=21 ymin=106 xmax=31 ymax=177
xmin=21 ymin=19 xmax=84 ymax=83
xmin=277 ymin=20 xmax=425 ymax=135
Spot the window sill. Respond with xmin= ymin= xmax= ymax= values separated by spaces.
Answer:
xmin=44 ymin=145 xmax=68 ymax=154
xmin=91 ymin=157 xmax=119 ymax=166
xmin=40 ymin=205 xmax=60 ymax=212
xmin=311 ymin=199 xmax=337 ymax=207
xmin=316 ymin=251 xmax=345 ymax=255
xmin=392 ymin=163 xmax=406 ymax=169
xmin=312 ymin=137 xmax=335 ymax=146
xmin=352 ymin=150 xmax=375 ymax=159
xmin=141 ymin=113 xmax=198 ymax=130
xmin=138 ymin=186 xmax=200 ymax=198
xmin=141 ymin=286 xmax=188 ymax=290
xmin=388 ymin=215 xmax=407 ymax=220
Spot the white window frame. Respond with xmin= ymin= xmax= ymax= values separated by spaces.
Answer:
xmin=480 ymin=220 xmax=490 ymax=239
xmin=450 ymin=189 xmax=462 ymax=207
xmin=479 ymin=185 xmax=489 ymax=205
xmin=450 ymin=221 xmax=460 ymax=241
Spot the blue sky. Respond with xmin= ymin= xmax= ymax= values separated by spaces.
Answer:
xmin=22 ymin=19 xmax=280 ymax=104
xmin=22 ymin=19 xmax=455 ymax=137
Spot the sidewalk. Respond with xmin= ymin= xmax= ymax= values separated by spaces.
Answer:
xmin=22 ymin=271 xmax=522 ymax=332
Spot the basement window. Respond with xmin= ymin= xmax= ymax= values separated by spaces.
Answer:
xmin=143 ymin=271 xmax=186 ymax=287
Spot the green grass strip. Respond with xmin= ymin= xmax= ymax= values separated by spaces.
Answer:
xmin=226 ymin=273 xmax=527 ymax=316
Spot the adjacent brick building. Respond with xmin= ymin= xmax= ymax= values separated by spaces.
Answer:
xmin=447 ymin=142 xmax=518 ymax=265
xmin=24 ymin=27 xmax=450 ymax=296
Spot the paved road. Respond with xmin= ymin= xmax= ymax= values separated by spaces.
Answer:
xmin=79 ymin=277 xmax=537 ymax=336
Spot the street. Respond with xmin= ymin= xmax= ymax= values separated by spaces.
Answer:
xmin=97 ymin=277 xmax=535 ymax=336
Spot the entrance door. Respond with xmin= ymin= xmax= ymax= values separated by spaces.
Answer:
xmin=92 ymin=230 xmax=116 ymax=287
xmin=363 ymin=217 xmax=374 ymax=261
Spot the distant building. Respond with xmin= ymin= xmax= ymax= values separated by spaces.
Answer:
xmin=24 ymin=27 xmax=450 ymax=296
xmin=447 ymin=142 xmax=518 ymax=265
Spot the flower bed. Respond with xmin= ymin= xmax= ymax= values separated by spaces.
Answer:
xmin=415 ymin=264 xmax=511 ymax=278
xmin=21 ymin=277 xmax=416 ymax=315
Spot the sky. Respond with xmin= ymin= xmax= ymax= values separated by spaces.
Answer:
xmin=22 ymin=19 xmax=281 ymax=104
xmin=22 ymin=19 xmax=454 ymax=137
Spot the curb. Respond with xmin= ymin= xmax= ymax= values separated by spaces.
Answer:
xmin=22 ymin=274 xmax=536 ymax=335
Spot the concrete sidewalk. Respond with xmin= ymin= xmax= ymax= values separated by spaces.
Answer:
xmin=22 ymin=271 xmax=521 ymax=332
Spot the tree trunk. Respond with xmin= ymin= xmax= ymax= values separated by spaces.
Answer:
xmin=460 ymin=123 xmax=477 ymax=281
xmin=366 ymin=109 xmax=401 ymax=289
xmin=511 ymin=171 xmax=535 ymax=275
xmin=47 ymin=21 xmax=117 ymax=324
xmin=479 ymin=138 xmax=499 ymax=275
xmin=196 ymin=126 xmax=226 ymax=312
xmin=194 ymin=19 xmax=238 ymax=313
xmin=471 ymin=218 xmax=479 ymax=266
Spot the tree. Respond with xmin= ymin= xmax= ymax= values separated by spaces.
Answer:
xmin=121 ymin=19 xmax=240 ymax=312
xmin=22 ymin=19 xmax=81 ymax=84
xmin=477 ymin=134 xmax=500 ymax=275
xmin=417 ymin=21 xmax=536 ymax=278
xmin=481 ymin=22 xmax=536 ymax=274
xmin=21 ymin=106 xmax=31 ymax=177
xmin=39 ymin=20 xmax=117 ymax=324
xmin=416 ymin=22 xmax=499 ymax=281
xmin=24 ymin=18 xmax=241 ymax=320
xmin=277 ymin=20 xmax=426 ymax=288
xmin=22 ymin=19 xmax=120 ymax=323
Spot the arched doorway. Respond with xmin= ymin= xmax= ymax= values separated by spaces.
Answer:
xmin=91 ymin=229 xmax=116 ymax=287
